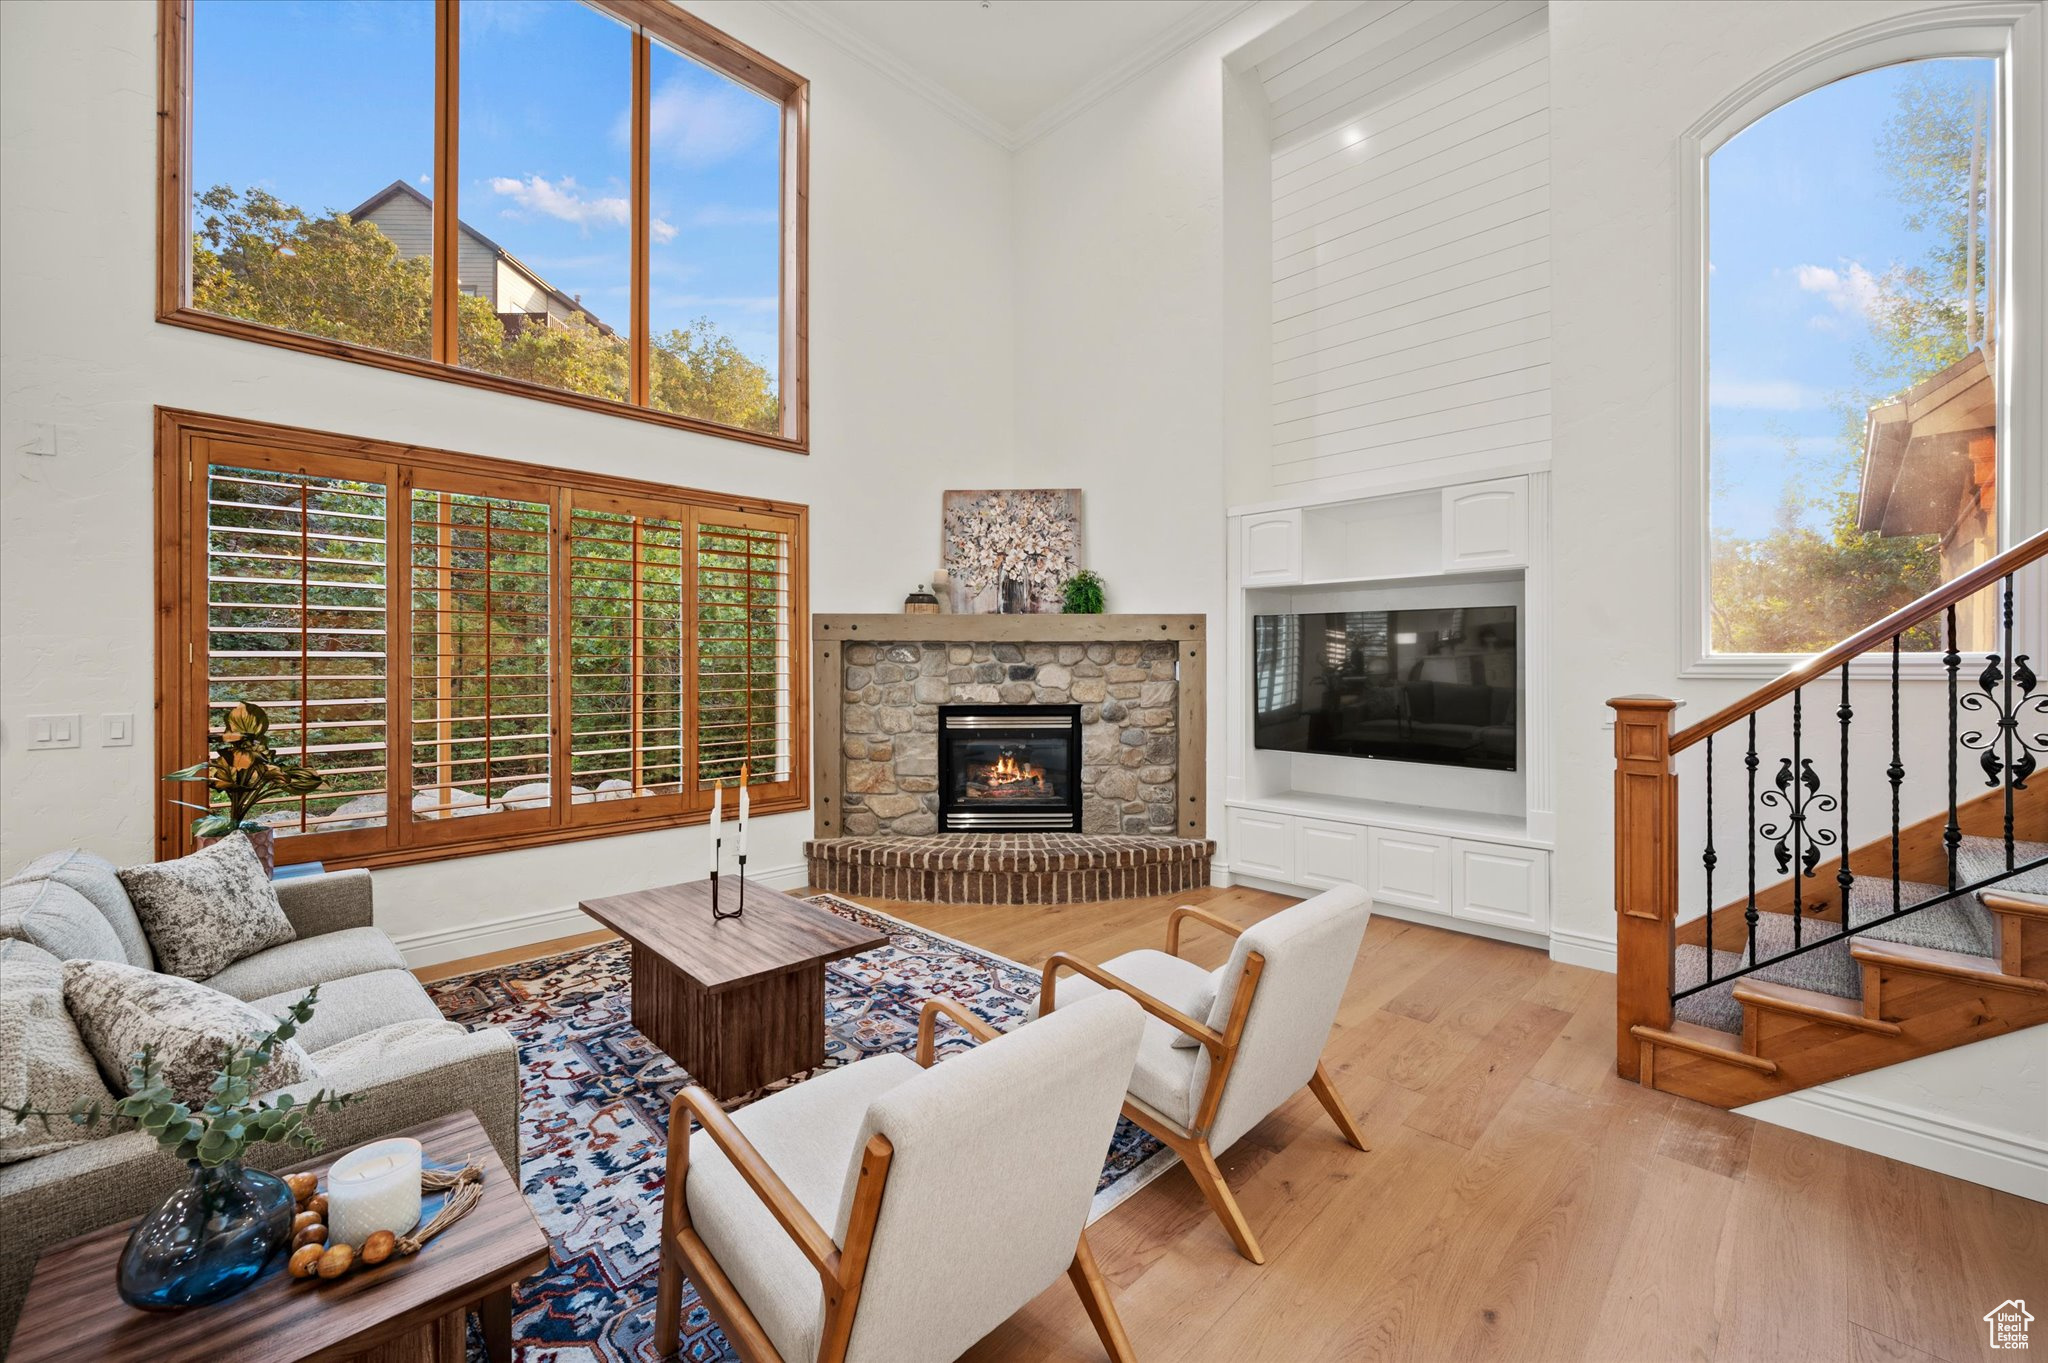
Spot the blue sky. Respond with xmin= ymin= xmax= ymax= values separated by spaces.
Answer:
xmin=1706 ymin=57 xmax=1992 ymax=538
xmin=191 ymin=0 xmax=783 ymax=375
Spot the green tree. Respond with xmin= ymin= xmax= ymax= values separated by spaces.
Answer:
xmin=191 ymin=184 xmax=777 ymax=431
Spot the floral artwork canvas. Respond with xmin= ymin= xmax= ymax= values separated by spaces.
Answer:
xmin=941 ymin=489 xmax=1083 ymax=614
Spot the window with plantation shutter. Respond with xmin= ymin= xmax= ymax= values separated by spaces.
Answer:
xmin=203 ymin=459 xmax=392 ymax=855
xmin=408 ymin=480 xmax=554 ymax=835
xmin=566 ymin=496 xmax=689 ymax=818
xmin=695 ymin=514 xmax=797 ymax=794
xmin=158 ymin=411 xmax=808 ymax=869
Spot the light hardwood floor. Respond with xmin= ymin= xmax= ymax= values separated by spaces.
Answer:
xmin=424 ymin=885 xmax=2047 ymax=1363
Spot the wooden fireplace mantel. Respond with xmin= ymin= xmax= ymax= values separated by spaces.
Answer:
xmin=810 ymin=614 xmax=1207 ymax=841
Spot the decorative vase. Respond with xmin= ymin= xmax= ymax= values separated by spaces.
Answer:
xmin=197 ymin=825 xmax=276 ymax=876
xmin=117 ymin=1160 xmax=295 ymax=1311
xmin=1000 ymin=575 xmax=1029 ymax=614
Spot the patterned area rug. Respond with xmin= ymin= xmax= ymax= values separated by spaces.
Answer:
xmin=426 ymin=894 xmax=1175 ymax=1363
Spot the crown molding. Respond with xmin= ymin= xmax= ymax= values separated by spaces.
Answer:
xmin=759 ymin=0 xmax=1020 ymax=148
xmin=1013 ymin=0 xmax=1259 ymax=147
xmin=759 ymin=0 xmax=1259 ymax=152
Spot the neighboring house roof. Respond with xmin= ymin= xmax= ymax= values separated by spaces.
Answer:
xmin=1855 ymin=346 xmax=1995 ymax=537
xmin=346 ymin=179 xmax=615 ymax=337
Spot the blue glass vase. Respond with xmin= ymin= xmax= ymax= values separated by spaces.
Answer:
xmin=117 ymin=1160 xmax=295 ymax=1311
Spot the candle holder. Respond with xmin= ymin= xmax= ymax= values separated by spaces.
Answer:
xmin=710 ymin=839 xmax=745 ymax=921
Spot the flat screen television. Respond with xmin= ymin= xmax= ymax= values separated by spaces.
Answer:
xmin=1252 ymin=606 xmax=1517 ymax=771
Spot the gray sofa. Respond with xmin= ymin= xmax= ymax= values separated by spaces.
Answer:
xmin=0 ymin=855 xmax=521 ymax=1349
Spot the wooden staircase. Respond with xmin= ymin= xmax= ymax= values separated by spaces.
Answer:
xmin=1610 ymin=528 xmax=2048 ymax=1109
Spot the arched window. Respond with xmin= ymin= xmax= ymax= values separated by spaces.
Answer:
xmin=1679 ymin=6 xmax=2042 ymax=673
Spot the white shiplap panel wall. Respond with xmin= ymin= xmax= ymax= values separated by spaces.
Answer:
xmin=1264 ymin=2 xmax=1550 ymax=494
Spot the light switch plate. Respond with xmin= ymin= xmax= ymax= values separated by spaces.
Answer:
xmin=102 ymin=712 xmax=135 ymax=747
xmin=26 ymin=713 xmax=82 ymax=750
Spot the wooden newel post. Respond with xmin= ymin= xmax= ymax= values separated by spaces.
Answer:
xmin=1609 ymin=696 xmax=1680 ymax=1081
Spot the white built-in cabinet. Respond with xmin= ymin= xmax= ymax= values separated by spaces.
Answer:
xmin=1225 ymin=807 xmax=1296 ymax=881
xmin=1239 ymin=510 xmax=1303 ymax=585
xmin=1225 ymin=468 xmax=1554 ymax=945
xmin=1227 ymin=806 xmax=1550 ymax=937
xmin=1441 ymin=478 xmax=1529 ymax=572
xmin=1296 ymin=818 xmax=1367 ymax=890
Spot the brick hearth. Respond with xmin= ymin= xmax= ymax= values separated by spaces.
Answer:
xmin=805 ymin=833 xmax=1215 ymax=904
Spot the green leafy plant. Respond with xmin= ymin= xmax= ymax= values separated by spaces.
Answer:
xmin=3 ymin=988 xmax=357 ymax=1167
xmin=1059 ymin=569 xmax=1107 ymax=615
xmin=164 ymin=700 xmax=323 ymax=838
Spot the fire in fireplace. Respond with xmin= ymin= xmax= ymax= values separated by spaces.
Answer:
xmin=937 ymin=703 xmax=1082 ymax=831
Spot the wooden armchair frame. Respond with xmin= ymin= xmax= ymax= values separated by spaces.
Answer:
xmin=655 ymin=998 xmax=1137 ymax=1363
xmin=1040 ymin=904 xmax=1368 ymax=1265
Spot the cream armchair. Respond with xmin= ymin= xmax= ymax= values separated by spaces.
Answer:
xmin=655 ymin=990 xmax=1147 ymax=1363
xmin=1037 ymin=884 xmax=1373 ymax=1264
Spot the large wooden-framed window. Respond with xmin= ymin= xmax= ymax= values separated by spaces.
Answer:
xmin=155 ymin=408 xmax=809 ymax=869
xmin=156 ymin=0 xmax=808 ymax=452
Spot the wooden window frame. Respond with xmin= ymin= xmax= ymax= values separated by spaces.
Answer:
xmin=155 ymin=0 xmax=809 ymax=452
xmin=155 ymin=407 xmax=811 ymax=872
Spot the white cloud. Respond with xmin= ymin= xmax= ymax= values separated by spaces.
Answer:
xmin=638 ymin=78 xmax=768 ymax=168
xmin=491 ymin=174 xmax=630 ymax=231
xmin=1709 ymin=377 xmax=1826 ymax=411
xmin=1795 ymin=261 xmax=1881 ymax=317
xmin=488 ymin=173 xmax=674 ymax=241
xmin=691 ymin=204 xmax=778 ymax=228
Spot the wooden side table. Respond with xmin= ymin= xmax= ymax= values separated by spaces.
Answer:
xmin=10 ymin=1110 xmax=546 ymax=1363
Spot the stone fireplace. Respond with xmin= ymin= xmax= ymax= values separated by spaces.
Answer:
xmin=807 ymin=614 xmax=1212 ymax=903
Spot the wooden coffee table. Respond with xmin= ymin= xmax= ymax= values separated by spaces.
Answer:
xmin=578 ymin=879 xmax=888 ymax=1097
xmin=10 ymin=1110 xmax=547 ymax=1363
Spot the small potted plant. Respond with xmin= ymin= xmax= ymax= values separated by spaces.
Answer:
xmin=4 ymin=988 xmax=356 ymax=1310
xmin=164 ymin=701 xmax=322 ymax=873
xmin=1060 ymin=569 xmax=1107 ymax=615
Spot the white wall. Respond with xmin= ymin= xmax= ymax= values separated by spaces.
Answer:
xmin=1009 ymin=2 xmax=1314 ymax=840
xmin=0 ymin=0 xmax=1016 ymax=963
xmin=1546 ymin=0 xmax=2047 ymax=1196
xmin=1263 ymin=0 xmax=1551 ymax=498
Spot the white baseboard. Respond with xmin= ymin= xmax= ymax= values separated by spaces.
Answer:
xmin=1739 ymin=1086 xmax=2048 ymax=1203
xmin=1210 ymin=860 xmax=1234 ymax=888
xmin=1548 ymin=926 xmax=1617 ymax=973
xmin=392 ymin=863 xmax=810 ymax=968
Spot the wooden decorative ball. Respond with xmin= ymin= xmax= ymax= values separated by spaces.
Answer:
xmin=305 ymin=1193 xmax=328 ymax=1217
xmin=317 ymin=1244 xmax=354 ymax=1279
xmin=284 ymin=1172 xmax=319 ymax=1204
xmin=292 ymin=1210 xmax=323 ymax=1236
xmin=360 ymin=1230 xmax=397 ymax=1266
xmin=287 ymin=1245 xmax=324 ymax=1280
xmin=292 ymin=1224 xmax=328 ymax=1250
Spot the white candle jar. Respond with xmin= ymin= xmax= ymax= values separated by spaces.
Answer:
xmin=325 ymin=1137 xmax=423 ymax=1249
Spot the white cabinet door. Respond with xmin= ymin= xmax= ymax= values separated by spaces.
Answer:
xmin=1296 ymin=818 xmax=1367 ymax=891
xmin=1367 ymin=828 xmax=1449 ymax=912
xmin=1240 ymin=510 xmax=1304 ymax=585
xmin=1451 ymin=841 xmax=1550 ymax=932
xmin=1228 ymin=808 xmax=1297 ymax=882
xmin=1441 ymin=478 xmax=1528 ymax=572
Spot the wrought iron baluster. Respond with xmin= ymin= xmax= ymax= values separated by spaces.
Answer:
xmin=1746 ymin=714 xmax=1759 ymax=966
xmin=1837 ymin=663 xmax=1852 ymax=916
xmin=1791 ymin=688 xmax=1803 ymax=949
xmin=1946 ymin=604 xmax=1961 ymax=892
xmin=2005 ymin=573 xmax=2016 ymax=869
xmin=1703 ymin=734 xmax=1715 ymax=980
xmin=1890 ymin=635 xmax=1903 ymax=916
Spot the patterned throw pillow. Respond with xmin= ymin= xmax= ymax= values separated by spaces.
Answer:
xmin=62 ymin=959 xmax=317 ymax=1107
xmin=0 ymin=940 xmax=120 ymax=1163
xmin=117 ymin=834 xmax=295 ymax=980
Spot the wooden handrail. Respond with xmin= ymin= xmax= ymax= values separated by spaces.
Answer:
xmin=1669 ymin=527 xmax=2048 ymax=754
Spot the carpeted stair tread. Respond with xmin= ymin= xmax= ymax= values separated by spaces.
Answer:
xmin=1672 ymin=911 xmax=1855 ymax=1033
xmin=1846 ymin=877 xmax=1995 ymax=957
xmin=1667 ymin=836 xmax=2046 ymax=1037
